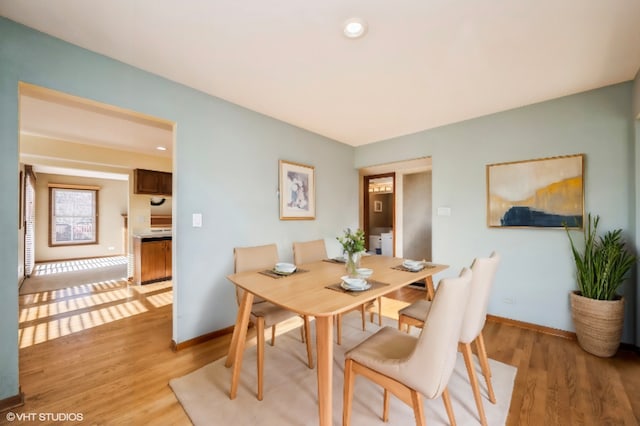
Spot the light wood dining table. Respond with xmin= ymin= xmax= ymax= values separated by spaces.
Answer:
xmin=225 ymin=255 xmax=448 ymax=426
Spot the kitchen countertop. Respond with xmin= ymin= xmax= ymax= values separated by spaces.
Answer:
xmin=134 ymin=231 xmax=172 ymax=239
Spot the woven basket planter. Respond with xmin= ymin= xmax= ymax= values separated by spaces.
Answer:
xmin=570 ymin=291 xmax=624 ymax=357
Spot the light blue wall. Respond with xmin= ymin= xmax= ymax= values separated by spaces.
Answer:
xmin=0 ymin=18 xmax=358 ymax=400
xmin=356 ymin=83 xmax=637 ymax=342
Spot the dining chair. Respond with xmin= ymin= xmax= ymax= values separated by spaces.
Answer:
xmin=343 ymin=267 xmax=473 ymax=426
xmin=397 ymin=252 xmax=501 ymax=426
xmin=233 ymin=243 xmax=314 ymax=401
xmin=292 ymin=239 xmax=367 ymax=345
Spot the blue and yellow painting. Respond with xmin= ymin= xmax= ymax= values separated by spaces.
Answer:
xmin=487 ymin=154 xmax=584 ymax=228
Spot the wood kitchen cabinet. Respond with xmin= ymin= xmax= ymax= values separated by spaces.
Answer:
xmin=134 ymin=168 xmax=172 ymax=195
xmin=133 ymin=236 xmax=172 ymax=285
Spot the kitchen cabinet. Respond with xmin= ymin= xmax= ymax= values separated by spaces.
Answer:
xmin=133 ymin=236 xmax=172 ymax=284
xmin=134 ymin=168 xmax=172 ymax=195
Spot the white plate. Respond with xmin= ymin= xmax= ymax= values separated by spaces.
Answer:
xmin=272 ymin=268 xmax=295 ymax=276
xmin=341 ymin=281 xmax=372 ymax=292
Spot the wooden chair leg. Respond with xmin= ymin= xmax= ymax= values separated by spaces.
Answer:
xmin=360 ymin=305 xmax=366 ymax=331
xmin=377 ymin=297 xmax=382 ymax=326
xmin=461 ymin=342 xmax=488 ymax=426
xmin=337 ymin=314 xmax=342 ymax=345
xmin=343 ymin=359 xmax=355 ymax=426
xmin=300 ymin=324 xmax=305 ymax=342
xmin=441 ymin=388 xmax=457 ymax=426
xmin=410 ymin=389 xmax=425 ymax=426
xmin=256 ymin=317 xmax=265 ymax=401
xmin=303 ymin=315 xmax=314 ymax=369
xmin=475 ymin=332 xmax=496 ymax=403
xmin=425 ymin=276 xmax=435 ymax=301
xmin=270 ymin=325 xmax=276 ymax=346
xmin=383 ymin=389 xmax=390 ymax=422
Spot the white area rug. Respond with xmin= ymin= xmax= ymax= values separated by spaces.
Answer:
xmin=170 ymin=313 xmax=516 ymax=425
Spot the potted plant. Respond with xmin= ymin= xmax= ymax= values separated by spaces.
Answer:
xmin=337 ymin=228 xmax=365 ymax=277
xmin=565 ymin=214 xmax=637 ymax=357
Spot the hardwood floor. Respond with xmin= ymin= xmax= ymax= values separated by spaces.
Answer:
xmin=9 ymin=283 xmax=639 ymax=425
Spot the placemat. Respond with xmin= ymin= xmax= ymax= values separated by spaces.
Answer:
xmin=391 ymin=264 xmax=436 ymax=273
xmin=325 ymin=279 xmax=389 ymax=296
xmin=322 ymin=258 xmax=345 ymax=264
xmin=258 ymin=268 xmax=309 ymax=279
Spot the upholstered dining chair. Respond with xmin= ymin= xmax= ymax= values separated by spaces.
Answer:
xmin=292 ymin=239 xmax=367 ymax=345
xmin=343 ymin=268 xmax=473 ymax=426
xmin=233 ymin=243 xmax=314 ymax=401
xmin=397 ymin=252 xmax=501 ymax=426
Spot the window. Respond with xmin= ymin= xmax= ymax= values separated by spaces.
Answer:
xmin=49 ymin=185 xmax=99 ymax=246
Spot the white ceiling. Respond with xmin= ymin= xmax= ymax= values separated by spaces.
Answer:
xmin=2 ymin=0 xmax=640 ymax=149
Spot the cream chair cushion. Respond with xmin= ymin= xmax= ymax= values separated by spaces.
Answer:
xmin=346 ymin=267 xmax=472 ymax=400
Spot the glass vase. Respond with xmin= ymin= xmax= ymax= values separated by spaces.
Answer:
xmin=345 ymin=251 xmax=362 ymax=277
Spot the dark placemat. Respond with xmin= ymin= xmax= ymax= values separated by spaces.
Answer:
xmin=391 ymin=264 xmax=436 ymax=273
xmin=258 ymin=268 xmax=309 ymax=279
xmin=325 ymin=279 xmax=389 ymax=296
xmin=322 ymin=258 xmax=346 ymax=264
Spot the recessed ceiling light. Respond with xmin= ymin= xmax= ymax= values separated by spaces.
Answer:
xmin=343 ymin=18 xmax=367 ymax=39
xmin=156 ymin=146 xmax=167 ymax=151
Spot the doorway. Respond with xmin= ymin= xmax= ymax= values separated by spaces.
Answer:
xmin=17 ymin=82 xmax=175 ymax=340
xmin=360 ymin=158 xmax=432 ymax=260
xmin=363 ymin=173 xmax=395 ymax=256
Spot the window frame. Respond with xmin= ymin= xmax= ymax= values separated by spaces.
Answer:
xmin=48 ymin=184 xmax=100 ymax=247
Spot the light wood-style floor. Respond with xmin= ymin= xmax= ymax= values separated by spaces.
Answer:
xmin=11 ymin=281 xmax=640 ymax=425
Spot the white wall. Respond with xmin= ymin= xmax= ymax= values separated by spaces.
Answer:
xmin=356 ymin=83 xmax=636 ymax=342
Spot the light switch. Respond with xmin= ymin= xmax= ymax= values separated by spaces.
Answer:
xmin=437 ymin=207 xmax=451 ymax=217
xmin=192 ymin=213 xmax=202 ymax=227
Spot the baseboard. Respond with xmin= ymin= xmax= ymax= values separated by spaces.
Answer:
xmin=171 ymin=325 xmax=235 ymax=352
xmin=0 ymin=388 xmax=24 ymax=413
xmin=486 ymin=314 xmax=577 ymax=340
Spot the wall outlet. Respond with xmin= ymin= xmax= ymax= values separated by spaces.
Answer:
xmin=108 ymin=246 xmax=115 ymax=251
xmin=503 ymin=297 xmax=516 ymax=305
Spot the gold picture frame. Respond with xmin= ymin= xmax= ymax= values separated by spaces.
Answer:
xmin=486 ymin=154 xmax=584 ymax=228
xmin=279 ymin=160 xmax=316 ymax=220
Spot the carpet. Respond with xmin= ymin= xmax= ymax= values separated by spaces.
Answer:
xmin=170 ymin=313 xmax=516 ymax=425
xmin=19 ymin=256 xmax=128 ymax=295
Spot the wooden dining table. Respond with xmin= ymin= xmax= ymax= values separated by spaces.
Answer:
xmin=225 ymin=255 xmax=448 ymax=426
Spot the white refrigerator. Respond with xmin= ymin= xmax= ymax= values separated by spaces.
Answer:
xmin=381 ymin=232 xmax=393 ymax=257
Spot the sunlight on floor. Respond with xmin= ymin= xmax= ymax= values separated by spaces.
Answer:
xmin=19 ymin=280 xmax=174 ymax=349
xmin=147 ymin=292 xmax=173 ymax=308
xmin=33 ymin=256 xmax=128 ymax=276
xmin=20 ymin=280 xmax=125 ymax=304
xmin=131 ymin=280 xmax=173 ymax=294
xmin=19 ymin=287 xmax=136 ymax=323
xmin=18 ymin=300 xmax=149 ymax=348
